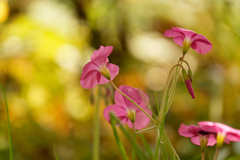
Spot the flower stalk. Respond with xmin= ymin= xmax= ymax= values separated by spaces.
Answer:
xmin=0 ymin=83 xmax=13 ymax=160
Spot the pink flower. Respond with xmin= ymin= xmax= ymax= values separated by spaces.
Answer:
xmin=164 ymin=27 xmax=212 ymax=54
xmin=184 ymin=79 xmax=195 ymax=99
xmin=178 ymin=123 xmax=217 ymax=147
xmin=80 ymin=46 xmax=119 ymax=89
xmin=198 ymin=121 xmax=240 ymax=146
xmin=103 ymin=85 xmax=152 ymax=130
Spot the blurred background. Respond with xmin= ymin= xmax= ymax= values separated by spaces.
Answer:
xmin=0 ymin=0 xmax=240 ymax=159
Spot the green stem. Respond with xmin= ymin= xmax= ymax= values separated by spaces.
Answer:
xmin=139 ymin=134 xmax=153 ymax=159
xmin=110 ymin=114 xmax=129 ymax=160
xmin=93 ymin=86 xmax=101 ymax=160
xmin=110 ymin=80 xmax=156 ymax=123
xmin=154 ymin=91 xmax=159 ymax=114
xmin=154 ymin=126 xmax=161 ymax=160
xmin=201 ymin=151 xmax=205 ymax=160
xmin=156 ymin=63 xmax=183 ymax=124
xmin=214 ymin=148 xmax=220 ymax=160
xmin=53 ymin=145 xmax=59 ymax=160
xmin=134 ymin=125 xmax=156 ymax=134
xmin=0 ymin=83 xmax=13 ymax=160
xmin=110 ymin=113 xmax=147 ymax=160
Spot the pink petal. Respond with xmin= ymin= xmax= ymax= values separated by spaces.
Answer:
xmin=178 ymin=124 xmax=199 ymax=137
xmin=191 ymin=136 xmax=201 ymax=145
xmin=184 ymin=79 xmax=195 ymax=99
xmin=172 ymin=27 xmax=197 ymax=39
xmin=107 ymin=63 xmax=119 ymax=80
xmin=173 ymin=37 xmax=184 ymax=46
xmin=127 ymin=108 xmax=152 ymax=130
xmin=91 ymin=46 xmax=113 ymax=66
xmin=80 ymin=69 xmax=100 ymax=89
xmin=103 ymin=104 xmax=127 ymax=126
xmin=191 ymin=40 xmax=212 ymax=54
xmin=207 ymin=134 xmax=217 ymax=146
xmin=114 ymin=85 xmax=149 ymax=110
xmin=97 ymin=73 xmax=109 ymax=84
xmin=225 ymin=133 xmax=240 ymax=142
xmin=164 ymin=29 xmax=184 ymax=38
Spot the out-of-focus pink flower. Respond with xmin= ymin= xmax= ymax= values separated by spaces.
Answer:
xmin=198 ymin=121 xmax=240 ymax=147
xmin=185 ymin=79 xmax=195 ymax=99
xmin=178 ymin=123 xmax=217 ymax=147
xmin=80 ymin=46 xmax=119 ymax=89
xmin=103 ymin=85 xmax=152 ymax=130
xmin=164 ymin=27 xmax=212 ymax=54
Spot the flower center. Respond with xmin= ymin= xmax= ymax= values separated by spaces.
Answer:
xmin=127 ymin=109 xmax=136 ymax=123
xmin=182 ymin=38 xmax=192 ymax=54
xmin=98 ymin=65 xmax=111 ymax=80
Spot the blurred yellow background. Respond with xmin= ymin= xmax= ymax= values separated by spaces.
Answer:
xmin=0 ymin=0 xmax=240 ymax=159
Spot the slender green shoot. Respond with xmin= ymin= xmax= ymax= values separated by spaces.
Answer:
xmin=53 ymin=145 xmax=59 ymax=160
xmin=93 ymin=86 xmax=101 ymax=160
xmin=0 ymin=83 xmax=13 ymax=160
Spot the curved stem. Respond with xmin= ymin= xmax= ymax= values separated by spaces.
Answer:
xmin=156 ymin=63 xmax=184 ymax=124
xmin=110 ymin=80 xmax=156 ymax=123
xmin=214 ymin=148 xmax=220 ymax=160
xmin=0 ymin=83 xmax=13 ymax=160
xmin=134 ymin=125 xmax=156 ymax=134
xmin=180 ymin=59 xmax=190 ymax=70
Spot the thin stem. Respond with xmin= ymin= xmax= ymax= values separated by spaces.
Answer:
xmin=53 ymin=145 xmax=59 ymax=160
xmin=0 ymin=83 xmax=13 ymax=160
xmin=201 ymin=151 xmax=205 ymax=160
xmin=93 ymin=86 xmax=101 ymax=160
xmin=214 ymin=148 xmax=220 ymax=160
xmin=180 ymin=59 xmax=190 ymax=70
xmin=110 ymin=80 xmax=156 ymax=123
xmin=110 ymin=114 xmax=129 ymax=160
xmin=154 ymin=126 xmax=161 ymax=160
xmin=154 ymin=91 xmax=159 ymax=114
xmin=134 ymin=125 xmax=156 ymax=134
xmin=156 ymin=63 xmax=183 ymax=124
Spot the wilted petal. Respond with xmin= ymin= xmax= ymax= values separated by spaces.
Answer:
xmin=207 ymin=134 xmax=217 ymax=146
xmin=191 ymin=136 xmax=201 ymax=145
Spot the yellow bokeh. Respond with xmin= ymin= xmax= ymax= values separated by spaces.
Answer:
xmin=0 ymin=0 xmax=9 ymax=23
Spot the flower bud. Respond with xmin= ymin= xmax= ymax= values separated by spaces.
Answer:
xmin=182 ymin=68 xmax=195 ymax=99
xmin=188 ymin=69 xmax=193 ymax=82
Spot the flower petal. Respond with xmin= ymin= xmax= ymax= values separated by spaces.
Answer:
xmin=173 ymin=37 xmax=184 ymax=46
xmin=107 ymin=63 xmax=119 ymax=80
xmin=114 ymin=85 xmax=149 ymax=109
xmin=190 ymin=136 xmax=201 ymax=145
xmin=164 ymin=29 xmax=184 ymax=38
xmin=91 ymin=46 xmax=113 ymax=66
xmin=191 ymin=41 xmax=212 ymax=55
xmin=103 ymin=104 xmax=127 ymax=126
xmin=178 ymin=123 xmax=199 ymax=137
xmin=127 ymin=108 xmax=152 ymax=130
xmin=207 ymin=134 xmax=217 ymax=146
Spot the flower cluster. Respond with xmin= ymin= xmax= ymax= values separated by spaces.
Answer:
xmin=179 ymin=122 xmax=240 ymax=151
xmin=80 ymin=27 xmax=240 ymax=160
